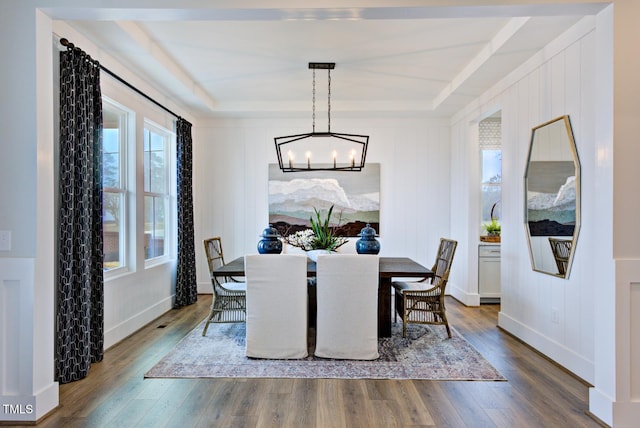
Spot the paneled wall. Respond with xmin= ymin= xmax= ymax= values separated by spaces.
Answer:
xmin=193 ymin=117 xmax=451 ymax=293
xmin=450 ymin=16 xmax=604 ymax=384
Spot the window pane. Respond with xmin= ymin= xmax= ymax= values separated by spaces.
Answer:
xmin=151 ymin=131 xmax=164 ymax=151
xmin=144 ymin=129 xmax=166 ymax=193
xmin=103 ymin=128 xmax=119 ymax=153
xmin=150 ymin=151 xmax=166 ymax=193
xmin=482 ymin=149 xmax=502 ymax=184
xmin=103 ymin=192 xmax=123 ymax=270
xmin=143 ymin=123 xmax=171 ymax=264
xmin=103 ymin=124 xmax=121 ymax=188
xmin=145 ymin=195 xmax=166 ymax=259
xmin=102 ymin=101 xmax=127 ymax=272
xmin=103 ymin=152 xmax=120 ymax=188
xmin=144 ymin=130 xmax=151 ymax=192
xmin=481 ymin=185 xmax=501 ymax=223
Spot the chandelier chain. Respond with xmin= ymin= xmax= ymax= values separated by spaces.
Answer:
xmin=328 ymin=69 xmax=331 ymax=133
xmin=312 ymin=68 xmax=316 ymax=133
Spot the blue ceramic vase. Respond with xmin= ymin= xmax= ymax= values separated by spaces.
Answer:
xmin=257 ymin=224 xmax=283 ymax=254
xmin=356 ymin=223 xmax=380 ymax=254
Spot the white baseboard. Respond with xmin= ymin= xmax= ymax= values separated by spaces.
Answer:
xmin=589 ymin=386 xmax=640 ymax=427
xmin=104 ymin=295 xmax=174 ymax=349
xmin=198 ymin=281 xmax=212 ymax=294
xmin=498 ymin=311 xmax=594 ymax=383
xmin=589 ymin=387 xmax=613 ymax=427
xmin=449 ymin=284 xmax=480 ymax=306
xmin=0 ymin=381 xmax=58 ymax=422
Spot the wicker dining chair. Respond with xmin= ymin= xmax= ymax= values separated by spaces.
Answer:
xmin=393 ymin=238 xmax=458 ymax=338
xmin=202 ymin=237 xmax=246 ymax=336
xmin=548 ymin=237 xmax=572 ymax=276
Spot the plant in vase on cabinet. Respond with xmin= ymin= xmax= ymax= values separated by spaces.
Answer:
xmin=484 ymin=219 xmax=501 ymax=235
xmin=285 ymin=205 xmax=347 ymax=261
xmin=482 ymin=202 xmax=501 ymax=242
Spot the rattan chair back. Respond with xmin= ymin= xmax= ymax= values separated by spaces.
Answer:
xmin=204 ymin=237 xmax=228 ymax=280
xmin=202 ymin=237 xmax=246 ymax=335
xmin=431 ymin=238 xmax=458 ymax=286
xmin=548 ymin=237 xmax=572 ymax=276
xmin=393 ymin=238 xmax=458 ymax=338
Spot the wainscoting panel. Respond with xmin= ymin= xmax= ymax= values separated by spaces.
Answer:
xmin=0 ymin=278 xmax=20 ymax=395
xmin=0 ymin=257 xmax=59 ymax=423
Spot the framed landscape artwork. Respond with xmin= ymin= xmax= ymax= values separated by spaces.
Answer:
xmin=268 ymin=163 xmax=380 ymax=237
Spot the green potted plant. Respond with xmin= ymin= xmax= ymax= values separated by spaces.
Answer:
xmin=285 ymin=205 xmax=347 ymax=259
xmin=484 ymin=218 xmax=501 ymax=236
xmin=482 ymin=202 xmax=501 ymax=242
xmin=308 ymin=205 xmax=346 ymax=251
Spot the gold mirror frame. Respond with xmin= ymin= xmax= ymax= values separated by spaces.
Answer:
xmin=524 ymin=115 xmax=580 ymax=278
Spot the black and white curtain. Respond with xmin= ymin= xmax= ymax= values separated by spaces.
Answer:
xmin=174 ymin=118 xmax=197 ymax=308
xmin=56 ymin=47 xmax=104 ymax=383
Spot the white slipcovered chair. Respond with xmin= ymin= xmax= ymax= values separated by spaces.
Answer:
xmin=315 ymin=254 xmax=380 ymax=360
xmin=244 ymin=254 xmax=309 ymax=359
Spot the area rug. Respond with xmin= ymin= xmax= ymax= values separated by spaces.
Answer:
xmin=145 ymin=319 xmax=505 ymax=381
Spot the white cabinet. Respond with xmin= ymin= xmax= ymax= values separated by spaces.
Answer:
xmin=478 ymin=244 xmax=500 ymax=303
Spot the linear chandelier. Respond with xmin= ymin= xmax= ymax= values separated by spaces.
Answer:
xmin=274 ymin=62 xmax=369 ymax=172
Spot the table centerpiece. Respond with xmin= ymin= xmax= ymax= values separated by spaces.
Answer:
xmin=285 ymin=205 xmax=347 ymax=261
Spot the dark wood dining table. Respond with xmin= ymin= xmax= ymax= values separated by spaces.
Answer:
xmin=212 ymin=256 xmax=433 ymax=337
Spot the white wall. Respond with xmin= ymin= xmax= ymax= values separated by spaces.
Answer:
xmin=592 ymin=1 xmax=640 ymax=425
xmin=0 ymin=3 xmax=58 ymax=422
xmin=449 ymin=10 xmax=633 ymax=424
xmin=193 ymin=116 xmax=452 ymax=293
xmin=451 ymin=16 xmax=603 ymax=383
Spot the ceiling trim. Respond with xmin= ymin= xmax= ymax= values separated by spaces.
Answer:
xmin=41 ymin=2 xmax=610 ymax=21
xmin=115 ymin=21 xmax=218 ymax=112
xmin=432 ymin=16 xmax=530 ymax=109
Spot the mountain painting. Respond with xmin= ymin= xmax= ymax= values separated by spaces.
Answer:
xmin=268 ymin=163 xmax=380 ymax=237
xmin=526 ymin=160 xmax=576 ymax=237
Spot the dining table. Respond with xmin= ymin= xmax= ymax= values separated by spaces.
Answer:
xmin=212 ymin=256 xmax=434 ymax=337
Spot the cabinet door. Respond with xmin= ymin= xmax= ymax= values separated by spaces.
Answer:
xmin=479 ymin=245 xmax=501 ymax=300
xmin=479 ymin=257 xmax=501 ymax=297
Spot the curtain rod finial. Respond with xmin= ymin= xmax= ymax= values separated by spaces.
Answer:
xmin=59 ymin=38 xmax=74 ymax=49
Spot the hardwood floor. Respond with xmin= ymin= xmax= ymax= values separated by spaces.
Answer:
xmin=28 ymin=296 xmax=603 ymax=428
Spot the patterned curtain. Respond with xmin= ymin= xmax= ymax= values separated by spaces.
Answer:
xmin=56 ymin=47 xmax=104 ymax=383
xmin=174 ymin=118 xmax=197 ymax=308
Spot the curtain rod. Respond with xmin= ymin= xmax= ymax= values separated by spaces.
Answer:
xmin=59 ymin=37 xmax=183 ymax=122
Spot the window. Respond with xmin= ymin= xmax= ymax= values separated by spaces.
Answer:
xmin=101 ymin=93 xmax=176 ymax=275
xmin=143 ymin=123 xmax=171 ymax=261
xmin=480 ymin=116 xmax=502 ymax=225
xmin=102 ymin=101 xmax=129 ymax=271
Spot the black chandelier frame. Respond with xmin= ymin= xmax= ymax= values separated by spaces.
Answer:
xmin=274 ymin=62 xmax=369 ymax=173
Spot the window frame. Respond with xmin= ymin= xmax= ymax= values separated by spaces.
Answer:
xmin=480 ymin=148 xmax=502 ymax=223
xmin=478 ymin=116 xmax=502 ymax=230
xmin=102 ymin=98 xmax=131 ymax=276
xmin=143 ymin=120 xmax=175 ymax=267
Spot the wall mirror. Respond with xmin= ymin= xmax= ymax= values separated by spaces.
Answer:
xmin=524 ymin=115 xmax=580 ymax=278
